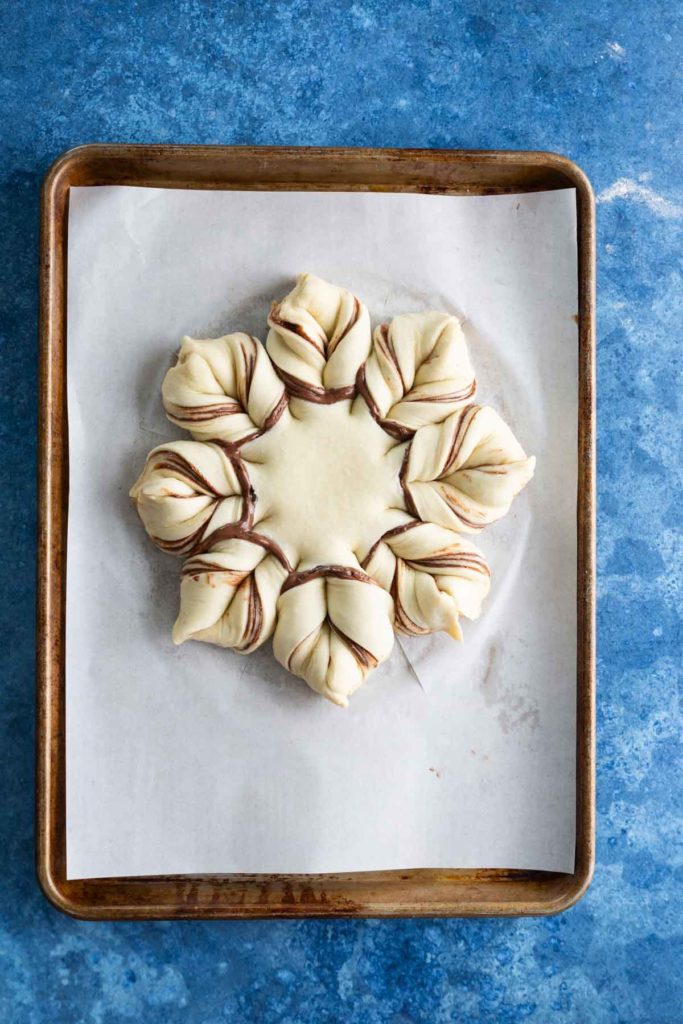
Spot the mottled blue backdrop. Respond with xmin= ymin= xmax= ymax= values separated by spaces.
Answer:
xmin=1 ymin=1 xmax=681 ymax=1021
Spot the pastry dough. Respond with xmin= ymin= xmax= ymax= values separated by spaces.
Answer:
xmin=132 ymin=274 xmax=535 ymax=705
xmin=242 ymin=399 xmax=409 ymax=569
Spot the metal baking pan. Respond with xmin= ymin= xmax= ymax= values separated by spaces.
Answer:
xmin=37 ymin=145 xmax=595 ymax=918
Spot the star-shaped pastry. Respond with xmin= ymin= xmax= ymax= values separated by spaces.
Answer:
xmin=131 ymin=273 xmax=535 ymax=706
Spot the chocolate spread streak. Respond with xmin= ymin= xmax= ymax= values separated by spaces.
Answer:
xmin=259 ymin=387 xmax=289 ymax=432
xmin=355 ymin=363 xmax=414 ymax=441
xmin=153 ymin=519 xmax=215 ymax=556
xmin=413 ymin=552 xmax=489 ymax=574
xmin=166 ymin=392 xmax=287 ymax=437
xmin=151 ymin=443 xmax=259 ymax=555
xmin=167 ymin=335 xmax=287 ymax=438
xmin=361 ymin=520 xmax=421 ymax=567
xmin=442 ymin=403 xmax=479 ymax=471
xmin=435 ymin=490 xmax=484 ymax=531
xmin=181 ymin=558 xmax=247 ymax=583
xmin=275 ymin=367 xmax=355 ymax=404
xmin=435 ymin=403 xmax=486 ymax=529
xmin=192 ymin=524 xmax=292 ymax=571
xmin=328 ymin=622 xmax=378 ymax=670
xmin=236 ymin=336 xmax=289 ymax=439
xmin=270 ymin=296 xmax=360 ymax=356
xmin=402 ymin=382 xmax=477 ymax=404
xmin=377 ymin=323 xmax=406 ymax=390
xmin=281 ymin=564 xmax=380 ymax=594
xmin=237 ymin=575 xmax=263 ymax=651
xmin=282 ymin=561 xmax=381 ymax=673
xmin=395 ymin=548 xmax=489 ymax=640
xmin=286 ymin=619 xmax=378 ymax=674
xmin=361 ymin=523 xmax=426 ymax=632
xmin=239 ymin=337 xmax=256 ymax=389
xmin=152 ymin=449 xmax=225 ymax=497
xmin=208 ymin=441 xmax=255 ymax=528
xmin=180 ymin=558 xmax=263 ymax=650
xmin=165 ymin=399 xmax=243 ymax=424
xmin=223 ymin=389 xmax=289 ymax=446
xmin=391 ymin=569 xmax=424 ymax=636
xmin=269 ymin=304 xmax=327 ymax=356
xmin=361 ymin=521 xmax=489 ymax=634
xmin=329 ymin=297 xmax=361 ymax=354
xmin=399 ymin=446 xmax=421 ymax=519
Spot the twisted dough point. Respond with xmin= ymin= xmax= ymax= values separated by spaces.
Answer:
xmin=266 ymin=273 xmax=372 ymax=397
xmin=173 ymin=538 xmax=289 ymax=653
xmin=363 ymin=522 xmax=490 ymax=640
xmin=162 ymin=332 xmax=287 ymax=442
xmin=272 ymin=573 xmax=395 ymax=707
xmin=129 ymin=440 xmax=244 ymax=556
xmin=358 ymin=312 xmax=476 ymax=438
xmin=404 ymin=405 xmax=536 ymax=532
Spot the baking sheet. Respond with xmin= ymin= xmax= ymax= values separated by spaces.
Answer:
xmin=66 ymin=185 xmax=577 ymax=879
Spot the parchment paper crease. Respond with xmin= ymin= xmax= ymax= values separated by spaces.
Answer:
xmin=66 ymin=186 xmax=577 ymax=878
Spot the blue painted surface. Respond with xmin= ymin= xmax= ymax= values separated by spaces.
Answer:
xmin=1 ymin=0 xmax=681 ymax=1020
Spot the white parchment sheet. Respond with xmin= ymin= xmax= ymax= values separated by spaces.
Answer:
xmin=66 ymin=186 xmax=577 ymax=878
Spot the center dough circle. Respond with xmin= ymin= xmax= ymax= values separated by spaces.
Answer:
xmin=241 ymin=398 xmax=409 ymax=570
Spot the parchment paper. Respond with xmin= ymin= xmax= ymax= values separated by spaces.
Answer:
xmin=66 ymin=185 xmax=577 ymax=879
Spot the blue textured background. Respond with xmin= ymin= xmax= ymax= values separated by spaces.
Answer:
xmin=1 ymin=1 xmax=681 ymax=1021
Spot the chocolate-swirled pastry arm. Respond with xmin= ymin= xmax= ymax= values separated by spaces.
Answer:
xmin=357 ymin=311 xmax=476 ymax=438
xmin=404 ymin=404 xmax=536 ymax=532
xmin=266 ymin=273 xmax=371 ymax=399
xmin=129 ymin=440 xmax=244 ymax=556
xmin=363 ymin=521 xmax=491 ymax=640
xmin=272 ymin=571 xmax=395 ymax=707
xmin=173 ymin=537 xmax=289 ymax=653
xmin=162 ymin=332 xmax=287 ymax=443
